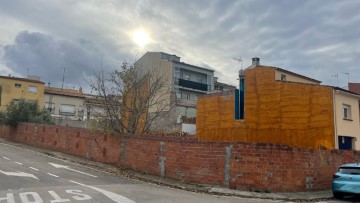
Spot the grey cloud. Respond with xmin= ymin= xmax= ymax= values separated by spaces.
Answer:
xmin=0 ymin=0 xmax=360 ymax=89
xmin=2 ymin=31 xmax=120 ymax=90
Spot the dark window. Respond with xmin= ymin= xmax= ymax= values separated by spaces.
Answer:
xmin=281 ymin=74 xmax=286 ymax=81
xmin=15 ymin=83 xmax=21 ymax=88
xmin=178 ymin=79 xmax=207 ymax=91
xmin=339 ymin=167 xmax=360 ymax=175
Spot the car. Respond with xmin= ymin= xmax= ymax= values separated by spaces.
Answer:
xmin=332 ymin=163 xmax=360 ymax=199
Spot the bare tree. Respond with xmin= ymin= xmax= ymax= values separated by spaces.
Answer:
xmin=88 ymin=62 xmax=171 ymax=135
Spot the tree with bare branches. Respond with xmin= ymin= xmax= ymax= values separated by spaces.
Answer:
xmin=88 ymin=62 xmax=171 ymax=135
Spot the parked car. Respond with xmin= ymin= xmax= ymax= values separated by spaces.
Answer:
xmin=332 ymin=163 xmax=360 ymax=198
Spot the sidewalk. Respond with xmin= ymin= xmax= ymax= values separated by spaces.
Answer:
xmin=0 ymin=138 xmax=334 ymax=202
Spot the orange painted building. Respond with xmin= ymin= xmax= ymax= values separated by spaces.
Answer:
xmin=197 ymin=60 xmax=347 ymax=149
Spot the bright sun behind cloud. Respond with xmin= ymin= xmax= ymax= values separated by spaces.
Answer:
xmin=132 ymin=28 xmax=150 ymax=48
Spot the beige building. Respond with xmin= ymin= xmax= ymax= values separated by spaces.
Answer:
xmin=136 ymin=52 xmax=215 ymax=133
xmin=333 ymin=88 xmax=360 ymax=150
xmin=44 ymin=86 xmax=85 ymax=120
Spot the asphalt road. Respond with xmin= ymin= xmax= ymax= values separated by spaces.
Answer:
xmin=0 ymin=141 xmax=357 ymax=203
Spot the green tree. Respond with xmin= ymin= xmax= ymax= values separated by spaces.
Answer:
xmin=1 ymin=99 xmax=53 ymax=126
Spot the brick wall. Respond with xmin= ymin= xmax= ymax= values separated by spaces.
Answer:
xmin=1 ymin=123 xmax=359 ymax=192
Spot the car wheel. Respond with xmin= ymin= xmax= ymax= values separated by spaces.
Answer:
xmin=333 ymin=192 xmax=344 ymax=199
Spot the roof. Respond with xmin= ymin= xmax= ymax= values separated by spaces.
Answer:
xmin=349 ymin=83 xmax=360 ymax=94
xmin=333 ymin=86 xmax=360 ymax=97
xmin=274 ymin=67 xmax=322 ymax=83
xmin=145 ymin=51 xmax=214 ymax=72
xmin=0 ymin=75 xmax=45 ymax=84
xmin=246 ymin=65 xmax=322 ymax=84
xmin=173 ymin=61 xmax=215 ymax=72
xmin=214 ymin=81 xmax=236 ymax=88
xmin=45 ymin=87 xmax=85 ymax=98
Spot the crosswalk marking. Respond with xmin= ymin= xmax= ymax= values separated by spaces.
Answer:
xmin=29 ymin=167 xmax=39 ymax=171
xmin=47 ymin=173 xmax=59 ymax=178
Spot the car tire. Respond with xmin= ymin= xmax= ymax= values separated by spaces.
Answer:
xmin=333 ymin=192 xmax=344 ymax=199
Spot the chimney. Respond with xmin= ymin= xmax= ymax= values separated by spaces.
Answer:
xmin=252 ymin=57 xmax=260 ymax=66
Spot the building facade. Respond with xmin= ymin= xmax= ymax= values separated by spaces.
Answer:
xmin=197 ymin=58 xmax=360 ymax=150
xmin=136 ymin=52 xmax=214 ymax=133
xmin=214 ymin=77 xmax=236 ymax=92
xmin=0 ymin=75 xmax=45 ymax=110
xmin=44 ymin=86 xmax=85 ymax=121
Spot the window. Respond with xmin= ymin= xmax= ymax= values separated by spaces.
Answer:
xmin=28 ymin=86 xmax=38 ymax=93
xmin=281 ymin=74 xmax=286 ymax=81
xmin=186 ymin=94 xmax=191 ymax=100
xmin=176 ymin=92 xmax=182 ymax=99
xmin=184 ymin=74 xmax=190 ymax=80
xmin=15 ymin=83 xmax=21 ymax=88
xmin=12 ymin=99 xmax=20 ymax=105
xmin=45 ymin=102 xmax=55 ymax=113
xmin=182 ymin=93 xmax=191 ymax=100
xmin=339 ymin=167 xmax=360 ymax=175
xmin=343 ymin=104 xmax=351 ymax=120
xmin=195 ymin=76 xmax=203 ymax=83
xmin=60 ymin=104 xmax=76 ymax=115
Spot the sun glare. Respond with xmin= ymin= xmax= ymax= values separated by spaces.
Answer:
xmin=133 ymin=28 xmax=150 ymax=48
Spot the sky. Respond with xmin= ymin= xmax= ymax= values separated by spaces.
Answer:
xmin=0 ymin=0 xmax=359 ymax=92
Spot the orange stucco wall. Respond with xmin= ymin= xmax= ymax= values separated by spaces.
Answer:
xmin=197 ymin=66 xmax=335 ymax=149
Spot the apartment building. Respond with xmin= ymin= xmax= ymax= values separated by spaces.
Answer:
xmin=197 ymin=58 xmax=360 ymax=150
xmin=214 ymin=77 xmax=236 ymax=92
xmin=44 ymin=86 xmax=85 ymax=120
xmin=0 ymin=75 xmax=45 ymax=110
xmin=136 ymin=52 xmax=214 ymax=132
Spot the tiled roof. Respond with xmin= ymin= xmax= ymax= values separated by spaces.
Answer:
xmin=349 ymin=83 xmax=360 ymax=94
xmin=45 ymin=87 xmax=84 ymax=98
xmin=0 ymin=75 xmax=45 ymax=84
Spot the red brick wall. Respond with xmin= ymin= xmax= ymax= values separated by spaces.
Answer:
xmin=1 ymin=123 xmax=359 ymax=192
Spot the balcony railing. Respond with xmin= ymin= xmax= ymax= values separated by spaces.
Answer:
xmin=178 ymin=79 xmax=208 ymax=91
xmin=59 ymin=110 xmax=76 ymax=116
xmin=176 ymin=98 xmax=197 ymax=107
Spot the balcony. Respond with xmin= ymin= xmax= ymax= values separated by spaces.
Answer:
xmin=176 ymin=98 xmax=197 ymax=107
xmin=178 ymin=79 xmax=208 ymax=91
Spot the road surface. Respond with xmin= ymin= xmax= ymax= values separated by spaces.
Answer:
xmin=0 ymin=141 xmax=355 ymax=203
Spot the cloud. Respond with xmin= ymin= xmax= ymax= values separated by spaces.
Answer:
xmin=2 ymin=31 xmax=120 ymax=90
xmin=0 ymin=0 xmax=359 ymax=90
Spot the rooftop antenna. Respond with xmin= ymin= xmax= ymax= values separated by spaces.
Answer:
xmin=343 ymin=72 xmax=350 ymax=89
xmin=26 ymin=67 xmax=30 ymax=76
xmin=233 ymin=57 xmax=243 ymax=70
xmin=331 ymin=73 xmax=339 ymax=87
xmin=61 ymin=67 xmax=66 ymax=89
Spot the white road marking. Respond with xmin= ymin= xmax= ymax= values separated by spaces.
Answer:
xmin=20 ymin=192 xmax=42 ymax=203
xmin=70 ymin=180 xmax=136 ymax=203
xmin=48 ymin=190 xmax=70 ymax=202
xmin=49 ymin=162 xmax=97 ymax=178
xmin=0 ymin=170 xmax=39 ymax=180
xmin=29 ymin=167 xmax=39 ymax=171
xmin=2 ymin=156 xmax=9 ymax=160
xmin=47 ymin=173 xmax=59 ymax=178
xmin=15 ymin=162 xmax=23 ymax=165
